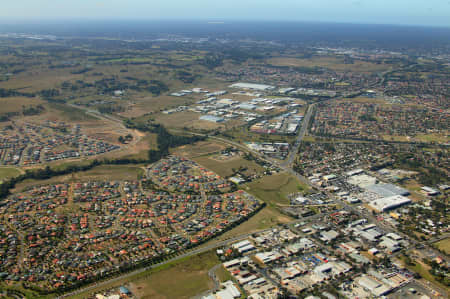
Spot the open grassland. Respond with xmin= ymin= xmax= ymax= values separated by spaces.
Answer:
xmin=246 ymin=172 xmax=308 ymax=206
xmin=129 ymin=251 xmax=219 ymax=299
xmin=0 ymin=167 xmax=22 ymax=182
xmin=414 ymin=133 xmax=450 ymax=144
xmin=193 ymin=155 xmax=264 ymax=178
xmin=120 ymin=95 xmax=197 ymax=118
xmin=267 ymin=56 xmax=392 ymax=72
xmin=172 ymin=141 xmax=226 ymax=158
xmin=154 ymin=111 xmax=224 ymax=131
xmin=118 ymin=133 xmax=158 ymax=160
xmin=0 ymin=96 xmax=46 ymax=113
xmin=68 ymin=251 xmax=220 ymax=299
xmin=47 ymin=102 xmax=97 ymax=122
xmin=74 ymin=164 xmax=145 ymax=181
xmin=434 ymin=238 xmax=450 ymax=255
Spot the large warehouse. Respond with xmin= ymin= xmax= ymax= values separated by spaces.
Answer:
xmin=366 ymin=183 xmax=410 ymax=198
xmin=229 ymin=82 xmax=275 ymax=91
xmin=368 ymin=195 xmax=412 ymax=212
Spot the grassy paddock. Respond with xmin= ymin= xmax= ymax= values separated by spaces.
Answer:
xmin=68 ymin=251 xmax=220 ymax=299
xmin=246 ymin=172 xmax=308 ymax=206
xmin=434 ymin=238 xmax=450 ymax=255
xmin=0 ymin=167 xmax=22 ymax=182
xmin=193 ymin=155 xmax=264 ymax=178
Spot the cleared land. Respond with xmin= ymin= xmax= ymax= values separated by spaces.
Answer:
xmin=0 ymin=96 xmax=46 ymax=113
xmin=246 ymin=172 xmax=308 ymax=206
xmin=267 ymin=56 xmax=392 ymax=72
xmin=193 ymin=155 xmax=264 ymax=178
xmin=0 ymin=167 xmax=22 ymax=182
xmin=434 ymin=238 xmax=450 ymax=255
xmin=154 ymin=111 xmax=224 ymax=131
xmin=68 ymin=251 xmax=220 ymax=299
xmin=173 ymin=141 xmax=226 ymax=158
xmin=129 ymin=251 xmax=219 ymax=299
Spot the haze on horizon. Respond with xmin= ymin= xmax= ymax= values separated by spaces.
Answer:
xmin=1 ymin=0 xmax=450 ymax=27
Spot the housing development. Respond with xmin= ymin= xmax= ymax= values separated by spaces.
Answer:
xmin=0 ymin=20 xmax=448 ymax=299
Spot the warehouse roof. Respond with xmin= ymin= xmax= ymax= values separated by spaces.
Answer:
xmin=366 ymin=183 xmax=410 ymax=197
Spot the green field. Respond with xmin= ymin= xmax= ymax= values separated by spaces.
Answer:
xmin=74 ymin=164 xmax=145 ymax=181
xmin=434 ymin=238 xmax=450 ymax=255
xmin=246 ymin=172 xmax=309 ymax=207
xmin=193 ymin=155 xmax=264 ymax=178
xmin=0 ymin=167 xmax=22 ymax=182
xmin=69 ymin=251 xmax=220 ymax=299
xmin=48 ymin=103 xmax=96 ymax=121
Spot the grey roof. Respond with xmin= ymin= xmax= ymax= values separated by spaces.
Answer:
xmin=366 ymin=183 xmax=410 ymax=198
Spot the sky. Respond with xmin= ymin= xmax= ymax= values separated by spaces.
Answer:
xmin=1 ymin=0 xmax=449 ymax=27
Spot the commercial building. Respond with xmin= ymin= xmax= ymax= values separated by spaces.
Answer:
xmin=368 ymin=195 xmax=412 ymax=212
xmin=199 ymin=115 xmax=225 ymax=123
xmin=366 ymin=183 xmax=410 ymax=198
xmin=229 ymin=82 xmax=275 ymax=91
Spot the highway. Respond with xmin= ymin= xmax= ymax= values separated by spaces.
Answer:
xmin=282 ymin=102 xmax=315 ymax=168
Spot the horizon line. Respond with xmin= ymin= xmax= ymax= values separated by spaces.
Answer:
xmin=0 ymin=18 xmax=449 ymax=29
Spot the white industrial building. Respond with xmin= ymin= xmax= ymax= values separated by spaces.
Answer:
xmin=368 ymin=195 xmax=412 ymax=212
xmin=229 ymin=82 xmax=275 ymax=91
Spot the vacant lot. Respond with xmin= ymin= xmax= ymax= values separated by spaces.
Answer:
xmin=68 ymin=251 xmax=220 ymax=299
xmin=434 ymin=238 xmax=450 ymax=255
xmin=129 ymin=251 xmax=219 ymax=299
xmin=193 ymin=155 xmax=264 ymax=178
xmin=155 ymin=111 xmax=224 ymax=131
xmin=247 ymin=172 xmax=308 ymax=206
xmin=0 ymin=96 xmax=46 ymax=113
xmin=0 ymin=167 xmax=22 ymax=182
xmin=173 ymin=141 xmax=226 ymax=158
xmin=268 ymin=56 xmax=392 ymax=72
xmin=121 ymin=95 xmax=196 ymax=118
xmin=75 ymin=164 xmax=145 ymax=181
